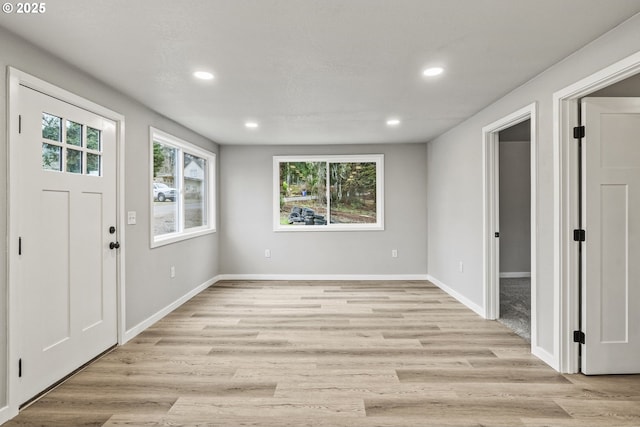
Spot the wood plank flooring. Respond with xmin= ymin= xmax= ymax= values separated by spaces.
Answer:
xmin=5 ymin=280 xmax=640 ymax=426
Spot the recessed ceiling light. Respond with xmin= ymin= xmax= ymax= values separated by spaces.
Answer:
xmin=386 ymin=118 xmax=401 ymax=126
xmin=193 ymin=71 xmax=214 ymax=80
xmin=422 ymin=67 xmax=444 ymax=77
xmin=245 ymin=121 xmax=259 ymax=129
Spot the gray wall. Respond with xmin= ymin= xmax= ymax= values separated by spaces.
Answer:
xmin=427 ymin=13 xmax=640 ymax=359
xmin=498 ymin=140 xmax=531 ymax=274
xmin=220 ymin=144 xmax=427 ymax=276
xmin=0 ymin=27 xmax=220 ymax=409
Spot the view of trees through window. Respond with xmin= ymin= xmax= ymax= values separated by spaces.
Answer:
xmin=42 ymin=112 xmax=102 ymax=175
xmin=278 ymin=158 xmax=379 ymax=228
xmin=153 ymin=142 xmax=178 ymax=236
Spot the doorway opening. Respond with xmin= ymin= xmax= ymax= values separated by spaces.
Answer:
xmin=483 ymin=103 xmax=540 ymax=359
xmin=497 ymin=121 xmax=531 ymax=342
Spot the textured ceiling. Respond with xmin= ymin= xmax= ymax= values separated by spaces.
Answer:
xmin=1 ymin=0 xmax=640 ymax=145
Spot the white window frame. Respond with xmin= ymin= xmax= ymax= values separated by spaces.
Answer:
xmin=273 ymin=154 xmax=384 ymax=232
xmin=150 ymin=127 xmax=216 ymax=247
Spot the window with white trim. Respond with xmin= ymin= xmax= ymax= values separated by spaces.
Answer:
xmin=274 ymin=155 xmax=384 ymax=231
xmin=151 ymin=127 xmax=216 ymax=247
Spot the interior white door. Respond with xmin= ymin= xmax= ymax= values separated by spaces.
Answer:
xmin=16 ymin=85 xmax=118 ymax=403
xmin=582 ymin=97 xmax=640 ymax=374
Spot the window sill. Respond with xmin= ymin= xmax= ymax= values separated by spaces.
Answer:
xmin=273 ymin=224 xmax=384 ymax=232
xmin=151 ymin=227 xmax=216 ymax=248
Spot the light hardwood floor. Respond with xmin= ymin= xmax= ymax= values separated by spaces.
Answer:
xmin=5 ymin=280 xmax=640 ymax=426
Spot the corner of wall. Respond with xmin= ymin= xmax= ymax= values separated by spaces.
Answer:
xmin=426 ymin=274 xmax=485 ymax=318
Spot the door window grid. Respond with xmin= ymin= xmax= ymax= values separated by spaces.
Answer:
xmin=42 ymin=112 xmax=102 ymax=176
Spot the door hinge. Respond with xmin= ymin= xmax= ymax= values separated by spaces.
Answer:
xmin=573 ymin=125 xmax=585 ymax=139
xmin=573 ymin=330 xmax=585 ymax=344
xmin=18 ymin=115 xmax=22 ymax=134
xmin=573 ymin=229 xmax=586 ymax=242
xmin=18 ymin=237 xmax=22 ymax=255
xmin=494 ymin=232 xmax=500 ymax=238
xmin=18 ymin=358 xmax=22 ymax=377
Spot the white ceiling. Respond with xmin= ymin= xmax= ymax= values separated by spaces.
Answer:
xmin=2 ymin=0 xmax=640 ymax=145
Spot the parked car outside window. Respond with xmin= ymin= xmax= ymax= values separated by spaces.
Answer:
xmin=153 ymin=182 xmax=177 ymax=202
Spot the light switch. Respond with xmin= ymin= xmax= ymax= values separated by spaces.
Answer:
xmin=127 ymin=211 xmax=137 ymax=225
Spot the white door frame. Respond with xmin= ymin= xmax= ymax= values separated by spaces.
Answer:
xmin=5 ymin=68 xmax=126 ymax=418
xmin=553 ymin=51 xmax=640 ymax=373
xmin=482 ymin=103 xmax=540 ymax=356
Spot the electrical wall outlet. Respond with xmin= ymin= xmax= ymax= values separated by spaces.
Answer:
xmin=265 ymin=249 xmax=271 ymax=258
xmin=391 ymin=249 xmax=398 ymax=258
xmin=127 ymin=211 xmax=136 ymax=225
xmin=170 ymin=266 xmax=176 ymax=278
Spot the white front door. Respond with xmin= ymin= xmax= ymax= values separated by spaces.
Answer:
xmin=582 ymin=97 xmax=640 ymax=374
xmin=16 ymin=85 xmax=118 ymax=403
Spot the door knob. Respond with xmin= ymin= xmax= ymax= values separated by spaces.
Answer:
xmin=109 ymin=242 xmax=120 ymax=250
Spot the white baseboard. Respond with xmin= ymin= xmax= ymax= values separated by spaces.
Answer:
xmin=532 ymin=344 xmax=559 ymax=371
xmin=122 ymin=275 xmax=221 ymax=343
xmin=216 ymin=274 xmax=429 ymax=281
xmin=0 ymin=405 xmax=16 ymax=426
xmin=499 ymin=272 xmax=531 ymax=278
xmin=426 ymin=274 xmax=485 ymax=318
